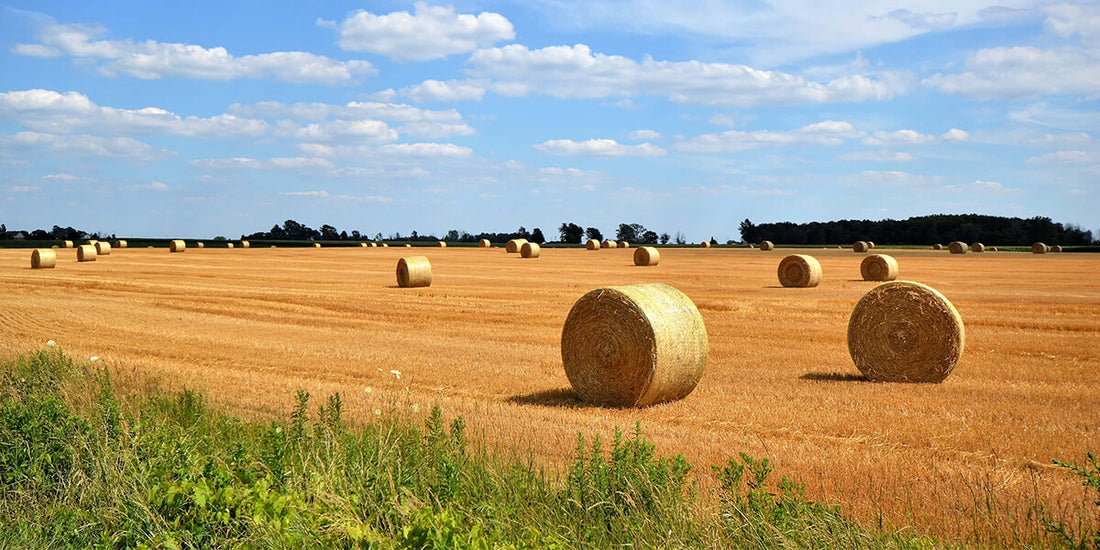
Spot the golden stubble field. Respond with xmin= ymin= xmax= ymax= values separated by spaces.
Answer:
xmin=1 ymin=245 xmax=1098 ymax=543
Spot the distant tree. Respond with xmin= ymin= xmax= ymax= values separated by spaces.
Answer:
xmin=586 ymin=227 xmax=603 ymax=241
xmin=641 ymin=230 xmax=658 ymax=244
xmin=516 ymin=226 xmax=530 ymax=238
xmin=659 ymin=232 xmax=670 ymax=244
xmin=674 ymin=231 xmax=686 ymax=245
xmin=446 ymin=229 xmax=460 ymax=241
xmin=710 ymin=236 xmax=718 ymax=245
xmin=738 ymin=219 xmax=759 ymax=244
xmin=616 ymin=223 xmax=637 ymax=243
xmin=320 ymin=224 xmax=339 ymax=240
xmin=558 ymin=222 xmax=584 ymax=243
xmin=530 ymin=228 xmax=545 ymax=244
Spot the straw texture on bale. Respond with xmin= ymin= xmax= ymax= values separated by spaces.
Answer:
xmin=848 ymin=281 xmax=964 ymax=383
xmin=520 ymin=242 xmax=541 ymax=258
xmin=62 ymin=240 xmax=73 ymax=248
xmin=437 ymin=241 xmax=447 ymax=248
xmin=227 ymin=243 xmax=235 ymax=249
xmin=971 ymin=243 xmax=985 ymax=253
xmin=633 ymin=246 xmax=659 ymax=266
xmin=948 ymin=241 xmax=968 ymax=254
xmin=853 ymin=241 xmax=869 ymax=253
xmin=760 ymin=240 xmax=774 ymax=251
xmin=777 ymin=254 xmax=822 ymax=288
xmin=506 ymin=239 xmax=529 ymax=253
xmin=241 ymin=241 xmax=250 ymax=249
xmin=114 ymin=240 xmax=127 ymax=248
xmin=196 ymin=242 xmax=205 ymax=248
xmin=77 ymin=245 xmax=97 ymax=262
xmin=561 ymin=283 xmax=708 ymax=407
xmin=585 ymin=239 xmax=600 ymax=250
xmin=700 ymin=241 xmax=711 ymax=248
xmin=31 ymin=249 xmax=56 ymax=269
xmin=169 ymin=240 xmax=186 ymax=253
xmin=860 ymin=254 xmax=899 ymax=281
xmin=618 ymin=241 xmax=629 ymax=248
xmin=932 ymin=244 xmax=943 ymax=250
xmin=396 ymin=256 xmax=431 ymax=288
xmin=94 ymin=242 xmax=111 ymax=255
xmin=479 ymin=239 xmax=491 ymax=248
xmin=1052 ymin=245 xmax=1063 ymax=253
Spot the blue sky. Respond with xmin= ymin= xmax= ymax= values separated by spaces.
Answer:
xmin=1 ymin=1 xmax=1097 ymax=241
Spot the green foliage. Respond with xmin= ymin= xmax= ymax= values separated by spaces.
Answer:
xmin=1043 ymin=452 xmax=1100 ymax=549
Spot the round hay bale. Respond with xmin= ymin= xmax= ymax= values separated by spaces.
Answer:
xmin=437 ymin=241 xmax=447 ymax=248
xmin=506 ymin=239 xmax=529 ymax=253
xmin=932 ymin=244 xmax=943 ymax=250
xmin=618 ymin=241 xmax=629 ymax=248
xmin=760 ymin=240 xmax=774 ymax=251
xmin=700 ymin=241 xmax=712 ymax=248
xmin=990 ymin=246 xmax=998 ymax=252
xmin=62 ymin=240 xmax=73 ymax=248
xmin=853 ymin=241 xmax=869 ymax=253
xmin=241 ymin=241 xmax=250 ymax=249
xmin=479 ymin=239 xmax=491 ymax=248
xmin=585 ymin=239 xmax=600 ymax=250
xmin=371 ymin=243 xmax=378 ymax=248
xmin=1052 ymin=245 xmax=1063 ymax=253
xmin=520 ymin=242 xmax=541 ymax=258
xmin=227 ymin=243 xmax=235 ymax=249
xmin=848 ymin=281 xmax=964 ymax=383
xmin=114 ymin=240 xmax=127 ymax=248
xmin=87 ymin=240 xmax=98 ymax=245
xmin=971 ymin=243 xmax=985 ymax=253
xmin=561 ymin=283 xmax=708 ymax=407
xmin=93 ymin=241 xmax=111 ymax=256
xmin=169 ymin=239 xmax=186 ymax=253
xmin=396 ymin=256 xmax=431 ymax=288
xmin=1032 ymin=242 xmax=1048 ymax=254
xmin=404 ymin=243 xmax=411 ymax=248
xmin=31 ymin=248 xmax=57 ymax=269
xmin=860 ymin=254 xmax=899 ymax=281
xmin=382 ymin=243 xmax=389 ymax=248
xmin=196 ymin=242 xmax=205 ymax=248
xmin=602 ymin=240 xmax=615 ymax=249
xmin=77 ymin=244 xmax=97 ymax=262
xmin=313 ymin=243 xmax=321 ymax=248
xmin=359 ymin=243 xmax=368 ymax=247
xmin=51 ymin=245 xmax=59 ymax=249
xmin=746 ymin=244 xmax=755 ymax=249
xmin=948 ymin=241 xmax=968 ymax=254
xmin=868 ymin=241 xmax=876 ymax=249
xmin=633 ymin=246 xmax=659 ymax=266
xmin=777 ymin=254 xmax=822 ymax=287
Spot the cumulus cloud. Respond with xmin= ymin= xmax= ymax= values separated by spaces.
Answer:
xmin=329 ymin=2 xmax=514 ymax=61
xmin=229 ymin=99 xmax=474 ymax=139
xmin=378 ymin=143 xmax=474 ymax=156
xmin=675 ymin=120 xmax=863 ymax=152
xmin=0 ymin=131 xmax=172 ymax=163
xmin=863 ymin=129 xmax=936 ymax=146
xmin=294 ymin=120 xmax=398 ymax=144
xmin=841 ymin=150 xmax=916 ymax=162
xmin=627 ymin=129 xmax=661 ymax=141
xmin=1026 ymin=150 xmax=1098 ymax=164
xmin=14 ymin=19 xmax=374 ymax=84
xmin=942 ymin=128 xmax=970 ymax=142
xmin=464 ymin=44 xmax=909 ymax=107
xmin=943 ymin=179 xmax=1025 ymax=196
xmin=400 ymin=80 xmax=487 ymax=102
xmin=1009 ymin=102 xmax=1100 ymax=131
xmin=846 ymin=170 xmax=945 ymax=188
xmin=190 ymin=157 xmax=333 ymax=171
xmin=533 ymin=138 xmax=666 ymax=156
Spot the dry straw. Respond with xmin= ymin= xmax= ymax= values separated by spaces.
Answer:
xmin=948 ymin=241 xmax=968 ymax=254
xmin=585 ymin=239 xmax=600 ymax=250
xmin=618 ymin=241 xmax=630 ymax=248
xmin=700 ymin=241 xmax=711 ymax=248
xmin=853 ymin=241 xmax=869 ymax=253
xmin=507 ymin=238 xmax=529 ymax=253
xmin=479 ymin=239 xmax=491 ymax=248
xmin=861 ymin=254 xmax=899 ymax=281
xmin=848 ymin=281 xmax=964 ymax=383
xmin=241 ymin=241 xmax=250 ymax=249
xmin=77 ymin=245 xmax=97 ymax=262
xmin=169 ymin=240 xmax=186 ymax=253
xmin=521 ymin=242 xmax=541 ymax=258
xmin=777 ymin=254 xmax=822 ymax=287
xmin=396 ymin=256 xmax=431 ymax=288
xmin=94 ymin=242 xmax=112 ymax=256
xmin=633 ymin=246 xmax=659 ymax=266
xmin=560 ymin=283 xmax=708 ymax=407
xmin=31 ymin=249 xmax=57 ymax=269
xmin=114 ymin=240 xmax=127 ymax=248
xmin=971 ymin=243 xmax=985 ymax=253
xmin=437 ymin=241 xmax=447 ymax=248
xmin=760 ymin=240 xmax=774 ymax=251
xmin=932 ymin=244 xmax=943 ymax=250
xmin=62 ymin=240 xmax=73 ymax=248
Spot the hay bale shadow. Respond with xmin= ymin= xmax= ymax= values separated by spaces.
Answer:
xmin=506 ymin=388 xmax=594 ymax=408
xmin=800 ymin=372 xmax=869 ymax=383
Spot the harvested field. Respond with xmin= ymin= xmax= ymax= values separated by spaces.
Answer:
xmin=0 ymin=246 xmax=1097 ymax=543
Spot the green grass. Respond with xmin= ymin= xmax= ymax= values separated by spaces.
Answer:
xmin=2 ymin=349 xmax=1094 ymax=548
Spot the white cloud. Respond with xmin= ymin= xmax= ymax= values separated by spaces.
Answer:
xmin=401 ymin=79 xmax=487 ymax=102
xmin=675 ymin=120 xmax=862 ymax=153
xmin=0 ymin=89 xmax=269 ymax=138
xmin=708 ymin=114 xmax=736 ymax=128
xmin=15 ymin=20 xmax=374 ymax=84
xmin=464 ymin=44 xmax=909 ymax=107
xmin=627 ymin=129 xmax=661 ymax=141
xmin=295 ymin=120 xmax=398 ymax=144
xmin=1026 ymin=150 xmax=1099 ymax=164
xmin=841 ymin=150 xmax=916 ymax=162
xmin=873 ymin=9 xmax=957 ymax=30
xmin=0 ymin=131 xmax=171 ymax=163
xmin=534 ymin=138 xmax=666 ymax=156
xmin=378 ymin=143 xmax=474 ymax=156
xmin=280 ymin=190 xmax=331 ymax=197
xmin=43 ymin=173 xmax=78 ymax=181
xmin=229 ymin=99 xmax=474 ymax=139
xmin=190 ymin=157 xmax=333 ymax=171
xmin=846 ymin=170 xmax=946 ymax=187
xmin=144 ymin=181 xmax=168 ymax=190
xmin=7 ymin=186 xmax=40 ymax=193
xmin=863 ymin=129 xmax=936 ymax=146
xmin=942 ymin=128 xmax=970 ymax=142
xmin=1009 ymin=103 xmax=1100 ymax=132
xmin=943 ymin=179 xmax=1025 ymax=196
xmin=331 ymin=2 xmax=514 ymax=61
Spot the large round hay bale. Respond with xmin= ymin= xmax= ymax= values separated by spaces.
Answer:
xmin=77 ymin=245 xmax=97 ymax=262
xmin=860 ymin=254 xmax=899 ymax=281
xmin=700 ymin=241 xmax=711 ymax=248
xmin=848 ymin=281 xmax=964 ymax=383
xmin=196 ymin=242 xmax=205 ymax=248
xmin=520 ymin=242 xmax=541 ymax=258
xmin=777 ymin=254 xmax=822 ymax=287
xmin=31 ymin=249 xmax=56 ymax=269
xmin=971 ymin=243 xmax=985 ymax=253
xmin=561 ymin=283 xmax=708 ymax=407
xmin=241 ymin=241 xmax=250 ymax=249
xmin=760 ymin=240 xmax=774 ymax=251
xmin=585 ymin=239 xmax=599 ymax=250
xmin=618 ymin=241 xmax=629 ymax=248
xmin=602 ymin=240 xmax=615 ymax=249
xmin=437 ymin=241 xmax=447 ymax=248
xmin=1052 ymin=245 xmax=1063 ymax=253
xmin=633 ymin=246 xmax=659 ymax=266
xmin=948 ymin=241 xmax=968 ymax=254
xmin=853 ymin=241 xmax=869 ymax=253
xmin=396 ymin=256 xmax=431 ymax=288
xmin=1032 ymin=242 xmax=1048 ymax=254
xmin=94 ymin=242 xmax=111 ymax=255
xmin=62 ymin=240 xmax=73 ymax=248
xmin=506 ymin=239 xmax=529 ymax=253
xmin=478 ymin=239 xmax=491 ymax=248
xmin=932 ymin=244 xmax=943 ymax=250
xmin=114 ymin=240 xmax=127 ymax=249
xmin=169 ymin=239 xmax=186 ymax=253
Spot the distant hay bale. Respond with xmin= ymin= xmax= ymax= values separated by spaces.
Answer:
xmin=700 ymin=241 xmax=711 ymax=248
xmin=62 ymin=240 xmax=73 ymax=248
xmin=777 ymin=254 xmax=822 ymax=287
xmin=618 ymin=241 xmax=629 ymax=248
xmin=31 ymin=248 xmax=56 ymax=269
xmin=602 ymin=240 xmax=615 ymax=248
xmin=404 ymin=244 xmax=412 ymax=248
xmin=241 ymin=241 xmax=250 ymax=249
xmin=990 ymin=246 xmax=998 ymax=252
xmin=382 ymin=243 xmax=389 ymax=248
xmin=746 ymin=244 xmax=755 ymax=249
xmin=932 ymin=244 xmax=943 ymax=250
xmin=853 ymin=241 xmax=869 ymax=253
xmin=520 ymin=242 xmax=541 ymax=258
xmin=633 ymin=246 xmax=659 ymax=266
xmin=860 ymin=254 xmax=899 ymax=281
xmin=437 ymin=241 xmax=447 ymax=248
xmin=507 ymin=239 xmax=529 ymax=253
xmin=371 ymin=243 xmax=378 ymax=248
xmin=359 ymin=243 xmax=368 ymax=247
xmin=948 ymin=241 xmax=968 ymax=254
xmin=1032 ymin=242 xmax=1048 ymax=254
xmin=479 ymin=239 xmax=491 ymax=248
xmin=169 ymin=239 xmax=186 ymax=253
xmin=228 ymin=243 xmax=236 ymax=249
xmin=585 ymin=239 xmax=600 ymax=250
xmin=848 ymin=281 xmax=964 ymax=383
xmin=77 ymin=244 xmax=97 ymax=262
xmin=196 ymin=242 xmax=205 ymax=249
xmin=94 ymin=242 xmax=111 ymax=256
xmin=114 ymin=240 xmax=127 ymax=248
xmin=760 ymin=240 xmax=774 ymax=251
xmin=396 ymin=256 xmax=431 ymax=288
xmin=51 ymin=245 xmax=59 ymax=249
xmin=313 ymin=243 xmax=321 ymax=248
xmin=561 ymin=283 xmax=708 ymax=407
xmin=868 ymin=241 xmax=876 ymax=249
xmin=971 ymin=243 xmax=985 ymax=253
xmin=1052 ymin=245 xmax=1063 ymax=253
